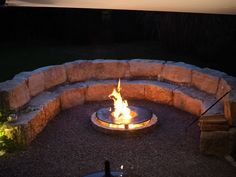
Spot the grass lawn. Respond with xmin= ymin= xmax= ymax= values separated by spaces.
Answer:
xmin=0 ymin=41 xmax=235 ymax=82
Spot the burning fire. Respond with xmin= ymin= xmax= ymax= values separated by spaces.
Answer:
xmin=109 ymin=79 xmax=132 ymax=124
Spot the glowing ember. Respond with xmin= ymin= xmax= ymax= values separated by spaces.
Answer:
xmin=91 ymin=79 xmax=158 ymax=132
xmin=109 ymin=79 xmax=132 ymax=124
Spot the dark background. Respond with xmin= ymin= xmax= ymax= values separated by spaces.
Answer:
xmin=0 ymin=6 xmax=236 ymax=82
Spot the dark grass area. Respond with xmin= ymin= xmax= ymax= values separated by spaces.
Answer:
xmin=0 ymin=100 xmax=236 ymax=177
xmin=0 ymin=41 xmax=236 ymax=83
xmin=0 ymin=41 xmax=199 ymax=81
xmin=0 ymin=8 xmax=236 ymax=82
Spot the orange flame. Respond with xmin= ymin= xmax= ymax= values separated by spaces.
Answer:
xmin=109 ymin=79 xmax=132 ymax=124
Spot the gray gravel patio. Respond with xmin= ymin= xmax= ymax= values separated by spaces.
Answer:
xmin=0 ymin=100 xmax=235 ymax=177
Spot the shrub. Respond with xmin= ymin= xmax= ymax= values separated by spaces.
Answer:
xmin=0 ymin=109 xmax=20 ymax=156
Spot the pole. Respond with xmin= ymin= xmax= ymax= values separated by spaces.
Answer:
xmin=104 ymin=160 xmax=113 ymax=177
xmin=185 ymin=90 xmax=230 ymax=131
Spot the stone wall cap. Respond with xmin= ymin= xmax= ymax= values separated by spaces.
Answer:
xmin=54 ymin=82 xmax=87 ymax=94
xmin=93 ymin=59 xmax=127 ymax=63
xmin=13 ymin=71 xmax=32 ymax=80
xmin=227 ymin=90 xmax=236 ymax=101
xmin=165 ymin=61 xmax=199 ymax=70
xmin=223 ymin=76 xmax=236 ymax=90
xmin=85 ymin=80 xmax=117 ymax=86
xmin=29 ymin=91 xmax=58 ymax=108
xmin=0 ymin=78 xmax=26 ymax=91
xmin=34 ymin=64 xmax=65 ymax=73
xmin=139 ymin=80 xmax=178 ymax=90
xmin=12 ymin=109 xmax=41 ymax=125
xmin=34 ymin=65 xmax=51 ymax=72
xmin=129 ymin=59 xmax=165 ymax=64
xmin=197 ymin=67 xmax=227 ymax=78
xmin=175 ymin=86 xmax=211 ymax=101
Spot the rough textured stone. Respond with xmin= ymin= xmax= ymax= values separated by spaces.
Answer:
xmin=65 ymin=60 xmax=95 ymax=82
xmin=13 ymin=71 xmax=31 ymax=80
xmin=12 ymin=91 xmax=60 ymax=144
xmin=202 ymin=98 xmax=224 ymax=117
xmin=224 ymin=90 xmax=236 ymax=125
xmin=121 ymin=81 xmax=146 ymax=100
xmin=14 ymin=109 xmax=46 ymax=144
xmin=145 ymin=81 xmax=177 ymax=105
xmin=173 ymin=87 xmax=204 ymax=115
xmin=42 ymin=65 xmax=67 ymax=89
xmin=29 ymin=91 xmax=60 ymax=121
xmin=129 ymin=59 xmax=164 ymax=78
xmin=200 ymin=131 xmax=229 ymax=156
xmin=161 ymin=61 xmax=194 ymax=84
xmin=0 ymin=78 xmax=30 ymax=109
xmin=192 ymin=68 xmax=225 ymax=95
xmin=27 ymin=70 xmax=45 ymax=96
xmin=199 ymin=115 xmax=229 ymax=131
xmin=57 ymin=83 xmax=86 ymax=110
xmin=93 ymin=59 xmax=129 ymax=79
xmin=85 ymin=80 xmax=116 ymax=101
xmin=217 ymin=76 xmax=236 ymax=99
xmin=14 ymin=70 xmax=45 ymax=97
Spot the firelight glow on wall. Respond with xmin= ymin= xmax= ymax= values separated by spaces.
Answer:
xmin=4 ymin=0 xmax=236 ymax=15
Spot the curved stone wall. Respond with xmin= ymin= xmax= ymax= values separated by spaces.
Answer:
xmin=0 ymin=59 xmax=236 ymax=156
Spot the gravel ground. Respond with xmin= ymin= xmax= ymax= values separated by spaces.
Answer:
xmin=0 ymin=100 xmax=236 ymax=177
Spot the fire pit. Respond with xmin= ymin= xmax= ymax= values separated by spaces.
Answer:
xmin=91 ymin=79 xmax=158 ymax=133
xmin=1 ymin=59 xmax=234 ymax=156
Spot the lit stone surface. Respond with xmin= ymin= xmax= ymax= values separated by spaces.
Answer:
xmin=121 ymin=81 xmax=146 ymax=100
xmin=56 ymin=83 xmax=86 ymax=110
xmin=129 ymin=59 xmax=164 ymax=78
xmin=93 ymin=59 xmax=129 ymax=79
xmin=42 ymin=65 xmax=67 ymax=89
xmin=29 ymin=92 xmax=60 ymax=121
xmin=145 ymin=81 xmax=177 ymax=105
xmin=224 ymin=90 xmax=236 ymax=126
xmin=65 ymin=60 xmax=95 ymax=82
xmin=14 ymin=70 xmax=45 ymax=97
xmin=0 ymin=78 xmax=30 ymax=109
xmin=161 ymin=61 xmax=194 ymax=84
xmin=15 ymin=109 xmax=46 ymax=144
xmin=12 ymin=91 xmax=60 ymax=144
xmin=85 ymin=80 xmax=116 ymax=101
xmin=198 ymin=115 xmax=229 ymax=131
xmin=173 ymin=87 xmax=205 ymax=115
xmin=199 ymin=96 xmax=226 ymax=131
xmin=27 ymin=70 xmax=45 ymax=96
xmin=202 ymin=98 xmax=224 ymax=116
xmin=13 ymin=71 xmax=31 ymax=80
xmin=192 ymin=68 xmax=225 ymax=95
xmin=200 ymin=131 xmax=229 ymax=156
xmin=217 ymin=76 xmax=236 ymax=99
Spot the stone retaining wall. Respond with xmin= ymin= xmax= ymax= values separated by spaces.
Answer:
xmin=0 ymin=59 xmax=236 ymax=156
